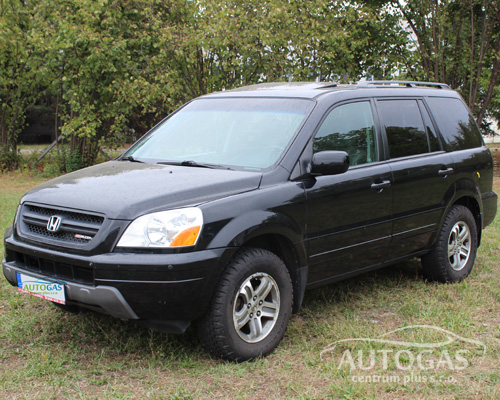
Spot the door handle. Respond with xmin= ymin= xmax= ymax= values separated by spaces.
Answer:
xmin=371 ymin=180 xmax=391 ymax=191
xmin=438 ymin=167 xmax=454 ymax=177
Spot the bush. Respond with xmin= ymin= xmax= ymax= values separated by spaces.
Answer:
xmin=47 ymin=146 xmax=85 ymax=175
xmin=0 ymin=147 xmax=21 ymax=171
xmin=65 ymin=149 xmax=85 ymax=172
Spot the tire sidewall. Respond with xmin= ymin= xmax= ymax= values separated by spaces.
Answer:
xmin=438 ymin=206 xmax=478 ymax=282
xmin=219 ymin=250 xmax=293 ymax=360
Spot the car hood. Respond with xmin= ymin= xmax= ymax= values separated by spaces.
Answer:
xmin=21 ymin=161 xmax=262 ymax=219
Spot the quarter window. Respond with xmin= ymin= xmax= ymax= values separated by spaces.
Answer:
xmin=426 ymin=97 xmax=483 ymax=151
xmin=313 ymin=101 xmax=377 ymax=166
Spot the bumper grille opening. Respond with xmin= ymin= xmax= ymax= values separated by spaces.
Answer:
xmin=13 ymin=251 xmax=94 ymax=286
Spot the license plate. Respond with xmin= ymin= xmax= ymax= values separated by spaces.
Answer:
xmin=16 ymin=272 xmax=66 ymax=305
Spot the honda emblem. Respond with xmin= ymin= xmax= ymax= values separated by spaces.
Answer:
xmin=47 ymin=216 xmax=62 ymax=232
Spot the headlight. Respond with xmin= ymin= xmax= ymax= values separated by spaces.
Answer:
xmin=116 ymin=207 xmax=203 ymax=248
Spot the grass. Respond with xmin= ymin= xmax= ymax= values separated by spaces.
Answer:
xmin=16 ymin=143 xmax=130 ymax=160
xmin=1 ymin=171 xmax=499 ymax=399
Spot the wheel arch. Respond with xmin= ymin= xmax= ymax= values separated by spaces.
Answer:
xmin=240 ymin=234 xmax=307 ymax=314
xmin=203 ymin=208 xmax=308 ymax=314
xmin=451 ymin=196 xmax=482 ymax=246
xmin=440 ymin=193 xmax=482 ymax=248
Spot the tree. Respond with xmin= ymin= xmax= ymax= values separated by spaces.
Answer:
xmin=0 ymin=0 xmax=46 ymax=152
xmin=392 ymin=0 xmax=500 ymax=126
xmin=162 ymin=0 xmax=409 ymax=92
xmin=24 ymin=0 xmax=196 ymax=165
xmin=4 ymin=0 xmax=498 ymax=170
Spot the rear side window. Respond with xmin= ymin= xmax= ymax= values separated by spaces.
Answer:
xmin=418 ymin=100 xmax=441 ymax=152
xmin=313 ymin=101 xmax=377 ymax=166
xmin=377 ymin=100 xmax=429 ymax=158
xmin=426 ymin=97 xmax=483 ymax=151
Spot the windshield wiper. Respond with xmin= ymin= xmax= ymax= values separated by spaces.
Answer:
xmin=121 ymin=155 xmax=144 ymax=163
xmin=181 ymin=160 xmax=216 ymax=169
xmin=157 ymin=160 xmax=233 ymax=170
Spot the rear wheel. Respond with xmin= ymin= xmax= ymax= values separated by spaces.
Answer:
xmin=197 ymin=248 xmax=293 ymax=361
xmin=422 ymin=205 xmax=478 ymax=283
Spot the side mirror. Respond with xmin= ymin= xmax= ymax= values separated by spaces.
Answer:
xmin=311 ymin=151 xmax=349 ymax=176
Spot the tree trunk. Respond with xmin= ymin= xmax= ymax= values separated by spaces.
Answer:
xmin=476 ymin=36 xmax=500 ymax=124
xmin=469 ymin=0 xmax=474 ymax=108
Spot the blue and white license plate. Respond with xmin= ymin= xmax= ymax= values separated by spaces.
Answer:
xmin=16 ymin=272 xmax=66 ymax=305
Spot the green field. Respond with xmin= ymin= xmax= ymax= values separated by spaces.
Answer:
xmin=1 ymin=171 xmax=499 ymax=399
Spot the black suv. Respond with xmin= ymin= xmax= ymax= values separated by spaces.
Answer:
xmin=3 ymin=81 xmax=497 ymax=361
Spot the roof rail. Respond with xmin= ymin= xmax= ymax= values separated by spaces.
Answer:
xmin=320 ymin=82 xmax=339 ymax=88
xmin=357 ymin=80 xmax=450 ymax=90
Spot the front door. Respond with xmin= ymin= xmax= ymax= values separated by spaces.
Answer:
xmin=304 ymin=100 xmax=393 ymax=286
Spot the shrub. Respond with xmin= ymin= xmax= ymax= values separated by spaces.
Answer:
xmin=0 ymin=147 xmax=21 ymax=171
xmin=49 ymin=146 xmax=86 ymax=175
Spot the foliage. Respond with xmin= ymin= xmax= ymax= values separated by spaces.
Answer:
xmin=0 ymin=0 xmax=499 ymax=169
xmin=0 ymin=0 xmax=44 ymax=151
xmin=0 ymin=146 xmax=20 ymax=170
xmin=391 ymin=0 xmax=500 ymax=125
xmin=47 ymin=146 xmax=86 ymax=175
xmin=166 ymin=0 xmax=408 ymax=91
xmin=24 ymin=0 xmax=192 ymax=166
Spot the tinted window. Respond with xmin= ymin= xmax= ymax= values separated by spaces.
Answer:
xmin=378 ymin=100 xmax=429 ymax=158
xmin=426 ymin=97 xmax=483 ymax=151
xmin=418 ymin=100 xmax=441 ymax=152
xmin=313 ymin=101 xmax=377 ymax=166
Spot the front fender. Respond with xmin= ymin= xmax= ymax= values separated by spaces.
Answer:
xmin=198 ymin=183 xmax=307 ymax=266
xmin=202 ymin=207 xmax=309 ymax=314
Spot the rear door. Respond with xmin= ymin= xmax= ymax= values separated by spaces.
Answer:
xmin=304 ymin=100 xmax=393 ymax=286
xmin=375 ymin=98 xmax=455 ymax=261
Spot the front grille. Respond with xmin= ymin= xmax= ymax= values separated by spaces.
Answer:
xmin=12 ymin=251 xmax=94 ymax=285
xmin=20 ymin=203 xmax=105 ymax=245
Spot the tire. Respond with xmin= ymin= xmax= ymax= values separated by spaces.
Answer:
xmin=197 ymin=248 xmax=293 ymax=362
xmin=422 ymin=205 xmax=478 ymax=283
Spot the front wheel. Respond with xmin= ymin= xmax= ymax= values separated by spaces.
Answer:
xmin=197 ymin=248 xmax=293 ymax=361
xmin=422 ymin=205 xmax=478 ymax=283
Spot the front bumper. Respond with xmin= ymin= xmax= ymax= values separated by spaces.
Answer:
xmin=3 ymin=263 xmax=139 ymax=319
xmin=3 ymin=231 xmax=234 ymax=333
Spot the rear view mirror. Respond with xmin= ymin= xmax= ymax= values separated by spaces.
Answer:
xmin=311 ymin=151 xmax=349 ymax=176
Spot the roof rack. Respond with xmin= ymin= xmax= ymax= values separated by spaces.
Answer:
xmin=357 ymin=80 xmax=450 ymax=90
xmin=319 ymin=82 xmax=339 ymax=88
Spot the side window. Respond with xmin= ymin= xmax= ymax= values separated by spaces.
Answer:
xmin=377 ymin=99 xmax=429 ymax=159
xmin=313 ymin=101 xmax=377 ymax=166
xmin=418 ymin=100 xmax=441 ymax=152
xmin=426 ymin=97 xmax=483 ymax=151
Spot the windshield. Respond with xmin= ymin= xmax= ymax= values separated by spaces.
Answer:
xmin=125 ymin=97 xmax=314 ymax=170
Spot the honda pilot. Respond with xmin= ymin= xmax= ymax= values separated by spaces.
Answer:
xmin=3 ymin=80 xmax=497 ymax=361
